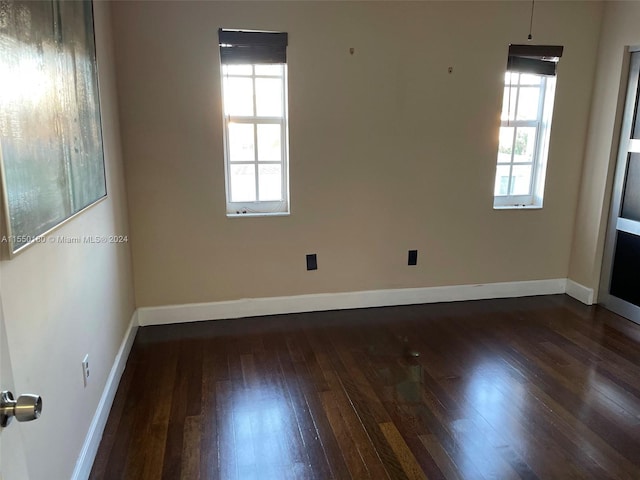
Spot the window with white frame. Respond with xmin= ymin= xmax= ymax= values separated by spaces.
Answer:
xmin=494 ymin=44 xmax=563 ymax=208
xmin=219 ymin=29 xmax=290 ymax=215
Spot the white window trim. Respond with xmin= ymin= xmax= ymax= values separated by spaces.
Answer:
xmin=493 ymin=74 xmax=556 ymax=210
xmin=221 ymin=65 xmax=290 ymax=217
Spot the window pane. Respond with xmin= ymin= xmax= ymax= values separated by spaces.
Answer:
xmin=255 ymin=65 xmax=283 ymax=76
xmin=511 ymin=165 xmax=532 ymax=195
xmin=224 ymin=65 xmax=252 ymax=75
xmin=495 ymin=165 xmax=511 ymax=196
xmin=513 ymin=127 xmax=536 ymax=163
xmin=516 ymin=87 xmax=540 ymax=120
xmin=498 ymin=126 xmax=514 ymax=163
xmin=257 ymin=124 xmax=281 ymax=161
xmin=230 ymin=164 xmax=256 ymax=202
xmin=520 ymin=74 xmax=541 ymax=85
xmin=501 ymin=87 xmax=517 ymax=121
xmin=505 ymin=72 xmax=518 ymax=85
xmin=255 ymin=78 xmax=283 ymax=116
xmin=258 ymin=164 xmax=282 ymax=201
xmin=223 ymin=77 xmax=253 ymax=115
xmin=228 ymin=123 xmax=255 ymax=161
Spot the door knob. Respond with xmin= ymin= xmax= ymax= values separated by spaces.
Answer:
xmin=0 ymin=391 xmax=42 ymax=427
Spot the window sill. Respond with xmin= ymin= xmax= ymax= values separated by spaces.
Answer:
xmin=493 ymin=204 xmax=543 ymax=210
xmin=226 ymin=212 xmax=290 ymax=218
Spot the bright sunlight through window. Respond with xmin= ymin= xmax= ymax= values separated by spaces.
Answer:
xmin=219 ymin=30 xmax=290 ymax=216
xmin=494 ymin=44 xmax=562 ymax=209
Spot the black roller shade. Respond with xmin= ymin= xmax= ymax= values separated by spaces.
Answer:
xmin=507 ymin=44 xmax=564 ymax=76
xmin=219 ymin=29 xmax=288 ymax=65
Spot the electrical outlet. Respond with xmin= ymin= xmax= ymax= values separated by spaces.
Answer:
xmin=82 ymin=354 xmax=90 ymax=387
xmin=306 ymin=254 xmax=317 ymax=271
xmin=408 ymin=250 xmax=418 ymax=266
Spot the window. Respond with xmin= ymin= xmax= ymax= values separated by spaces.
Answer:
xmin=494 ymin=45 xmax=563 ymax=208
xmin=218 ymin=29 xmax=290 ymax=215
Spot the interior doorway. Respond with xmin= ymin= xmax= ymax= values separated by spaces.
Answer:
xmin=600 ymin=48 xmax=640 ymax=324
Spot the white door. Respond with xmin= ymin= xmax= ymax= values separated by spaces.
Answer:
xmin=600 ymin=48 xmax=640 ymax=322
xmin=0 ymin=272 xmax=30 ymax=480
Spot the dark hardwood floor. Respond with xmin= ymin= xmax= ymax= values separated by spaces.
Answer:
xmin=90 ymin=295 xmax=640 ymax=479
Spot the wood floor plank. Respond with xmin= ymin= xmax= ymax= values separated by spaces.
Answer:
xmin=320 ymin=389 xmax=368 ymax=479
xmin=215 ymin=380 xmax=238 ymax=480
xmin=301 ymin=382 xmax=353 ymax=479
xmin=419 ymin=434 xmax=463 ymax=480
xmin=311 ymin=340 xmax=390 ymax=479
xmin=379 ymin=421 xmax=428 ymax=480
xmin=160 ymin=341 xmax=191 ymax=480
xmin=128 ymin=343 xmax=177 ymax=480
xmin=109 ymin=347 xmax=153 ymax=478
xmin=144 ymin=345 xmax=179 ymax=478
xmin=199 ymin=340 xmax=220 ymax=478
xmin=275 ymin=343 xmax=332 ymax=479
xmin=180 ymin=416 xmax=201 ymax=480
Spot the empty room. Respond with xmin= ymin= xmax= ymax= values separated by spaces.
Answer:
xmin=2 ymin=0 xmax=640 ymax=479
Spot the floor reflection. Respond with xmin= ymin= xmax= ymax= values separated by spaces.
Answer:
xmin=221 ymin=380 xmax=299 ymax=478
xmin=456 ymin=359 xmax=527 ymax=478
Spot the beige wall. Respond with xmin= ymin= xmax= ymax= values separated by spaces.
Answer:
xmin=568 ymin=1 xmax=640 ymax=298
xmin=0 ymin=3 xmax=135 ymax=479
xmin=111 ymin=1 xmax=603 ymax=307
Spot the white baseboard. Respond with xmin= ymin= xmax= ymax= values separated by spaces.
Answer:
xmin=137 ymin=278 xmax=568 ymax=326
xmin=72 ymin=311 xmax=139 ymax=480
xmin=565 ymin=279 xmax=595 ymax=305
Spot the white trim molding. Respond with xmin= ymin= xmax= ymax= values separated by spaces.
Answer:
xmin=72 ymin=311 xmax=139 ymax=480
xmin=565 ymin=279 xmax=595 ymax=305
xmin=138 ymin=279 xmax=569 ymax=326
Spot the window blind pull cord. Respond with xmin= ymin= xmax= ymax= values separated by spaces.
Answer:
xmin=528 ymin=0 xmax=535 ymax=41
